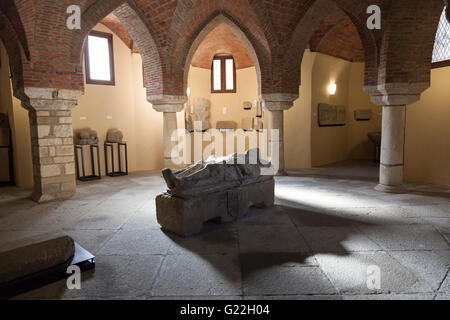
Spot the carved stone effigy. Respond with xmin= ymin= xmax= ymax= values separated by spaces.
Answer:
xmin=156 ymin=149 xmax=275 ymax=237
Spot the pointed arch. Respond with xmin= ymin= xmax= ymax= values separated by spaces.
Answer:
xmin=180 ymin=12 xmax=271 ymax=97
xmin=377 ymin=0 xmax=443 ymax=90
xmin=113 ymin=3 xmax=163 ymax=96
xmin=69 ymin=0 xmax=164 ymax=96
xmin=286 ymin=0 xmax=379 ymax=91
xmin=338 ymin=8 xmax=379 ymax=88
xmin=0 ymin=9 xmax=27 ymax=100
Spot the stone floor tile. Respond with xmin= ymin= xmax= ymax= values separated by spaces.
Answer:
xmin=297 ymin=226 xmax=382 ymax=253
xmin=358 ymin=225 xmax=449 ymax=250
xmin=98 ymin=228 xmax=172 ymax=255
xmin=151 ymin=254 xmax=241 ymax=297
xmin=241 ymin=252 xmax=335 ymax=296
xmin=238 ymin=224 xmax=309 ymax=253
xmin=315 ymin=252 xmax=433 ymax=295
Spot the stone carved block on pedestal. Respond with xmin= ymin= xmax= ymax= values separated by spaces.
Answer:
xmin=156 ymin=149 xmax=275 ymax=237
xmin=216 ymin=121 xmax=237 ymax=131
xmin=76 ymin=129 xmax=98 ymax=145
xmin=107 ymin=129 xmax=123 ymax=143
xmin=185 ymin=97 xmax=211 ymax=132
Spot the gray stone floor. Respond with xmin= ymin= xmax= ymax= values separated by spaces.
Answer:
xmin=1 ymin=161 xmax=449 ymax=300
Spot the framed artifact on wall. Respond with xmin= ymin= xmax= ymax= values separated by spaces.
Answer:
xmin=318 ymin=103 xmax=346 ymax=127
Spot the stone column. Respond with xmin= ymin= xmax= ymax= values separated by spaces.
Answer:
xmin=162 ymin=111 xmax=179 ymax=168
xmin=261 ymin=93 xmax=298 ymax=176
xmin=23 ymin=88 xmax=82 ymax=202
xmin=376 ymin=105 xmax=406 ymax=192
xmin=369 ymin=86 xmax=424 ymax=193
xmin=149 ymin=96 xmax=186 ymax=169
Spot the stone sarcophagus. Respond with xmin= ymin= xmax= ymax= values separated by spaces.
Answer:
xmin=156 ymin=149 xmax=274 ymax=237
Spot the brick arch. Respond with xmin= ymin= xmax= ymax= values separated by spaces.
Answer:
xmin=70 ymin=0 xmax=127 ymax=65
xmin=285 ymin=0 xmax=379 ymax=92
xmin=337 ymin=7 xmax=378 ymax=88
xmin=70 ymin=0 xmax=164 ymax=96
xmin=376 ymin=0 xmax=444 ymax=94
xmin=180 ymin=13 xmax=271 ymax=97
xmin=0 ymin=9 xmax=27 ymax=101
xmin=113 ymin=3 xmax=163 ymax=97
xmin=283 ymin=0 xmax=339 ymax=93
xmin=0 ymin=1 xmax=29 ymax=60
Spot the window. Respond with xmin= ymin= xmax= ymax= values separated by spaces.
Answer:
xmin=432 ymin=8 xmax=450 ymax=68
xmin=84 ymin=31 xmax=115 ymax=85
xmin=211 ymin=56 xmax=236 ymax=93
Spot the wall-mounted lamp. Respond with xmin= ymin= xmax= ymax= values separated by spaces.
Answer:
xmin=328 ymin=82 xmax=337 ymax=95
xmin=186 ymin=88 xmax=191 ymax=97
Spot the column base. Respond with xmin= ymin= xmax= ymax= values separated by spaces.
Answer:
xmin=30 ymin=191 xmax=75 ymax=203
xmin=374 ymin=184 xmax=406 ymax=194
xmin=274 ymin=170 xmax=287 ymax=177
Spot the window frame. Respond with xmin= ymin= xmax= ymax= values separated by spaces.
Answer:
xmin=432 ymin=8 xmax=450 ymax=68
xmin=84 ymin=30 xmax=116 ymax=86
xmin=211 ymin=55 xmax=236 ymax=93
xmin=432 ymin=60 xmax=450 ymax=69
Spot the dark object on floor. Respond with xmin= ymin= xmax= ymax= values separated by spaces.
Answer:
xmin=0 ymin=235 xmax=95 ymax=299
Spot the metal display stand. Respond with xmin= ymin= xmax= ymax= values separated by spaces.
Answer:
xmin=74 ymin=144 xmax=101 ymax=181
xmin=0 ymin=132 xmax=15 ymax=186
xmin=104 ymin=142 xmax=128 ymax=177
xmin=373 ymin=145 xmax=381 ymax=163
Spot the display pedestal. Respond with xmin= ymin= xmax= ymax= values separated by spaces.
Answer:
xmin=75 ymin=144 xmax=101 ymax=181
xmin=104 ymin=142 xmax=128 ymax=177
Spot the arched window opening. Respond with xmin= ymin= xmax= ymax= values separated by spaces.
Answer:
xmin=432 ymin=8 xmax=450 ymax=67
xmin=211 ymin=55 xmax=236 ymax=93
xmin=84 ymin=30 xmax=115 ymax=85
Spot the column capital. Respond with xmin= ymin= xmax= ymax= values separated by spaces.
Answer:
xmin=364 ymin=82 xmax=429 ymax=106
xmin=23 ymin=87 xmax=82 ymax=111
xmin=148 ymin=95 xmax=186 ymax=113
xmin=260 ymin=93 xmax=298 ymax=111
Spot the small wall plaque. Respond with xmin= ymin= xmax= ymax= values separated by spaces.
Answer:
xmin=354 ymin=109 xmax=372 ymax=121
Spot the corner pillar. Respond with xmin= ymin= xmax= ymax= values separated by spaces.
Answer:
xmin=261 ymin=93 xmax=298 ymax=176
xmin=368 ymin=84 xmax=425 ymax=193
xmin=23 ymin=88 xmax=82 ymax=202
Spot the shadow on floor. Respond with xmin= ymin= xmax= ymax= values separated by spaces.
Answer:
xmin=162 ymin=201 xmax=371 ymax=280
xmin=287 ymin=160 xmax=380 ymax=183
xmin=403 ymin=188 xmax=450 ymax=199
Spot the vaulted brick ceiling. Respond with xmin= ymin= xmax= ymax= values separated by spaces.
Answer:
xmin=309 ymin=9 xmax=365 ymax=62
xmin=101 ymin=14 xmax=255 ymax=70
xmin=100 ymin=13 xmax=139 ymax=53
xmin=101 ymin=11 xmax=365 ymax=69
xmin=191 ymin=25 xmax=255 ymax=69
